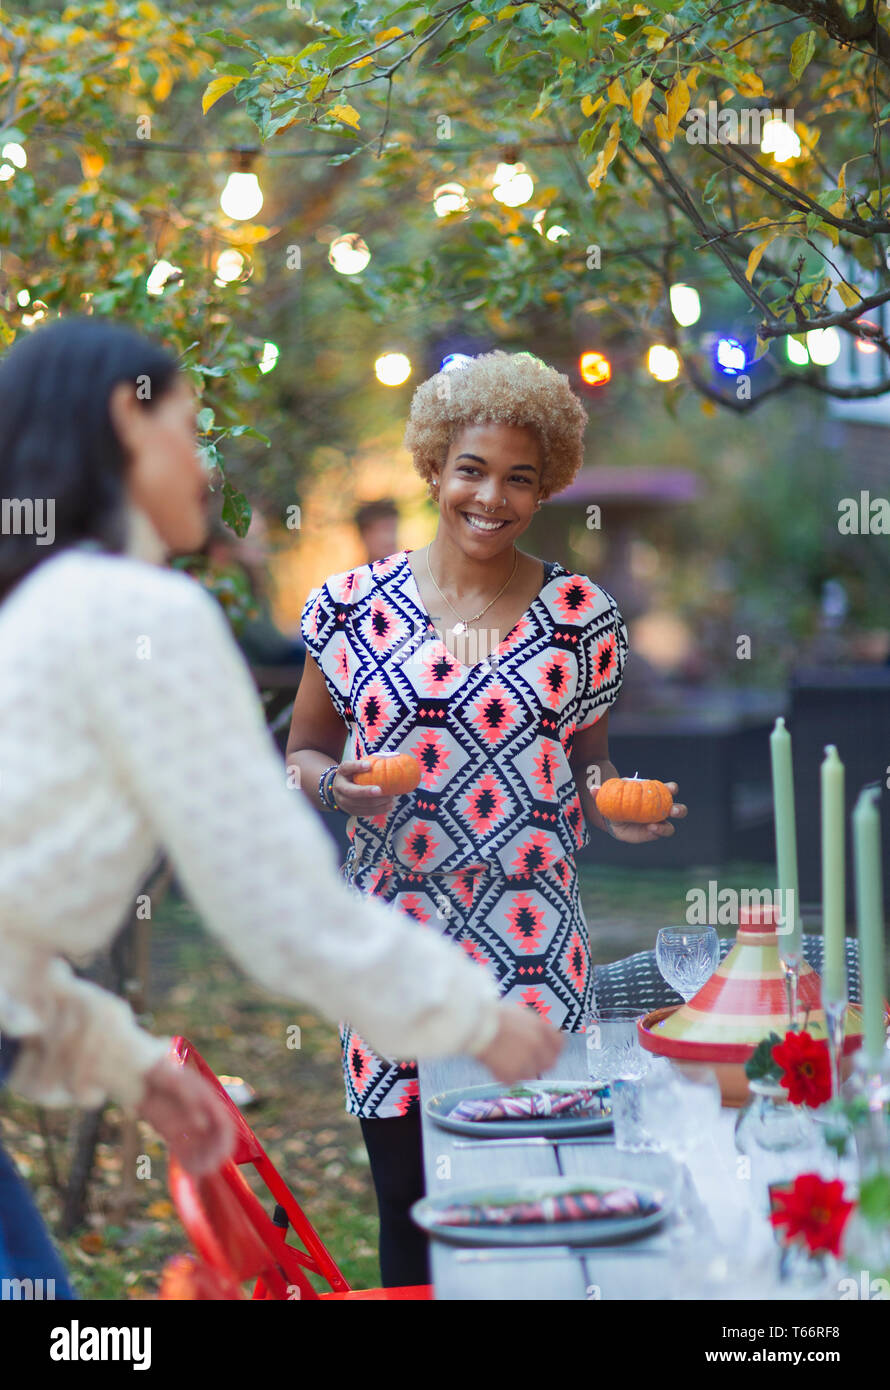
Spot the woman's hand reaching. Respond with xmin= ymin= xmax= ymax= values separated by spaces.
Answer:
xmin=603 ymin=780 xmax=688 ymax=844
xmin=138 ymin=1057 xmax=236 ymax=1177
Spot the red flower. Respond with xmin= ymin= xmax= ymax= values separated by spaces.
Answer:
xmin=771 ymin=1029 xmax=831 ymax=1107
xmin=770 ymin=1173 xmax=854 ymax=1256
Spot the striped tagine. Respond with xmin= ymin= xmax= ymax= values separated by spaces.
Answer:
xmin=638 ymin=904 xmax=864 ymax=1105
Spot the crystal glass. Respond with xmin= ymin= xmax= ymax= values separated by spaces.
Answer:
xmin=583 ymin=1007 xmax=649 ymax=1084
xmin=734 ymin=1080 xmax=821 ymax=1215
xmin=655 ymin=925 xmax=720 ymax=1002
xmin=611 ymin=1077 xmax=660 ymax=1153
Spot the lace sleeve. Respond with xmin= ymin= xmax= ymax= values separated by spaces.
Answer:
xmin=80 ymin=568 xmax=500 ymax=1066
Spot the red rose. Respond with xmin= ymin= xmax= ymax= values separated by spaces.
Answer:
xmin=770 ymin=1173 xmax=854 ymax=1256
xmin=771 ymin=1029 xmax=832 ymax=1107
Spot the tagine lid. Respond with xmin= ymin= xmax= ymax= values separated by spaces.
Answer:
xmin=639 ymin=904 xmax=863 ymax=1063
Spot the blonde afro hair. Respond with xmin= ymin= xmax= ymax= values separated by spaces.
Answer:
xmin=403 ymin=350 xmax=588 ymax=498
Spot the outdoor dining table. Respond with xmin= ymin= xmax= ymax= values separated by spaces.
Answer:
xmin=418 ymin=1034 xmax=783 ymax=1301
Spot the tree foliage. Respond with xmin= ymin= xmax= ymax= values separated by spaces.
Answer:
xmin=205 ymin=0 xmax=890 ymax=410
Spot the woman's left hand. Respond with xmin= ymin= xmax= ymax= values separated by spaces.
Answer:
xmin=603 ymin=781 xmax=687 ymax=844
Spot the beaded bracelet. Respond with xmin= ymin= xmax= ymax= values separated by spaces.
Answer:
xmin=318 ymin=763 xmax=340 ymax=812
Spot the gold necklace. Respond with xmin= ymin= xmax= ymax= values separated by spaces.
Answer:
xmin=425 ymin=545 xmax=519 ymax=635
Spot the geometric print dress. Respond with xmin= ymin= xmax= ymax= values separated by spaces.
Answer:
xmin=300 ymin=548 xmax=629 ymax=1119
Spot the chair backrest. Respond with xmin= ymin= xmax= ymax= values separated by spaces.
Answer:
xmin=168 ymin=1037 xmax=350 ymax=1295
xmin=168 ymin=1157 xmax=318 ymax=1300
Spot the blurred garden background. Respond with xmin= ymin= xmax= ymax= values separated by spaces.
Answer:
xmin=1 ymin=0 xmax=888 ymax=1294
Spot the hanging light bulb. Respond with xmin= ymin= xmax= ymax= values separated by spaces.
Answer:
xmin=329 ymin=233 xmax=371 ymax=274
xmin=146 ymin=260 xmax=183 ymax=296
xmin=669 ymin=284 xmax=701 ymax=327
xmin=21 ymin=300 xmax=47 ymax=329
xmin=220 ymin=152 xmax=264 ymax=221
xmin=855 ymin=318 xmax=880 ymax=354
xmin=0 ymin=142 xmax=26 ymax=180
xmin=579 ymin=350 xmax=611 ymax=385
xmin=441 ymin=353 xmax=474 ymax=371
xmin=258 ymin=341 xmax=279 ymax=374
xmin=433 ymin=182 xmax=469 ymax=216
xmin=492 ymin=161 xmax=534 ymax=207
xmin=214 ymin=249 xmax=245 ymax=284
xmin=760 ymin=118 xmax=800 ymax=163
xmin=375 ymin=352 xmax=411 ymax=386
xmin=786 ymin=335 xmax=809 ymax=365
xmin=532 ymin=210 xmax=570 ymax=241
xmin=16 ymin=289 xmax=30 ymax=307
xmin=806 ymin=326 xmax=840 ymax=366
xmin=647 ymin=345 xmax=681 ymax=382
xmin=715 ymin=337 xmax=746 ymax=374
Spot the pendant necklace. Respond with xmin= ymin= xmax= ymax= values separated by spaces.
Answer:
xmin=425 ymin=544 xmax=518 ymax=635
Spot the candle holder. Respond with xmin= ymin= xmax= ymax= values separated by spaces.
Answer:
xmin=824 ymin=998 xmax=849 ymax=1101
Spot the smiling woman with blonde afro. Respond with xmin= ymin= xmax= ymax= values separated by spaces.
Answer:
xmin=403 ymin=350 xmax=589 ymax=498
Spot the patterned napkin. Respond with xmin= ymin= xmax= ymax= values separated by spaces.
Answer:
xmin=449 ymin=1085 xmax=609 ymax=1124
xmin=435 ymin=1187 xmax=658 ymax=1227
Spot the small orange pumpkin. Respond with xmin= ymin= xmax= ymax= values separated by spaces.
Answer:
xmin=354 ymin=752 xmax=422 ymax=795
xmin=596 ymin=776 xmax=673 ymax=824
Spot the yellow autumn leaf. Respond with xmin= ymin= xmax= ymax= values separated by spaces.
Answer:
xmin=468 ymin=15 xmax=489 ymax=29
xmin=202 ymin=75 xmax=240 ymax=115
xmin=350 ymin=55 xmax=374 ymax=68
xmin=147 ymin=1199 xmax=174 ymax=1220
xmin=137 ymin=0 xmax=161 ymax=20
xmin=737 ymin=71 xmax=764 ymax=97
xmin=631 ymin=77 xmax=653 ymax=127
xmin=581 ymin=94 xmax=603 ymax=117
xmin=375 ymin=26 xmax=404 ymax=42
xmin=642 ymin=26 xmax=668 ymax=50
xmin=498 ymin=5 xmax=522 ymax=16
xmin=686 ymin=66 xmax=700 ymax=91
xmin=653 ymin=111 xmax=670 ymax=141
xmin=587 ymin=120 xmax=621 ymax=191
xmin=80 ymin=151 xmax=104 ymax=179
xmin=666 ymin=78 xmax=690 ymax=136
xmin=745 ymin=233 xmax=778 ymax=282
xmin=700 ymin=398 xmax=717 ymax=416
xmin=152 ymin=62 xmax=173 ymax=103
xmin=836 ymin=280 xmax=862 ymax=308
xmin=827 ymin=197 xmax=847 ymax=218
xmin=608 ymin=77 xmax=629 ymax=108
xmin=327 ymin=102 xmax=361 ymax=129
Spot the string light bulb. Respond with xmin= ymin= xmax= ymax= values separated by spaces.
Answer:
xmin=375 ymin=352 xmax=411 ymax=386
xmin=647 ymin=345 xmax=681 ymax=382
xmin=220 ymin=152 xmax=264 ymax=221
xmin=329 ymin=233 xmax=370 ymax=274
xmin=669 ymin=284 xmax=701 ymax=327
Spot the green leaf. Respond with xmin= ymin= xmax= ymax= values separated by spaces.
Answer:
xmin=196 ymin=407 xmax=215 ymax=432
xmin=745 ymin=1031 xmax=783 ymax=1082
xmin=221 ymin=481 xmax=252 ymax=538
xmin=859 ymin=1172 xmax=890 ymax=1227
xmin=789 ymin=29 xmax=816 ymax=82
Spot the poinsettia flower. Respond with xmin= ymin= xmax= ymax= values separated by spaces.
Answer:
xmin=771 ymin=1029 xmax=832 ymax=1107
xmin=770 ymin=1172 xmax=854 ymax=1256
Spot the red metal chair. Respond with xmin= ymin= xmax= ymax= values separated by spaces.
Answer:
xmin=161 ymin=1036 xmax=432 ymax=1301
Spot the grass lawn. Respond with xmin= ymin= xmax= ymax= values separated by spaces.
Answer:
xmin=0 ymin=858 xmax=773 ymax=1298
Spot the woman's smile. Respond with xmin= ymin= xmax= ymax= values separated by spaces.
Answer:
xmin=461 ymin=510 xmax=511 ymax=533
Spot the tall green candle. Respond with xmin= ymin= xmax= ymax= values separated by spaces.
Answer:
xmin=853 ymin=786 xmax=886 ymax=1065
xmin=770 ymin=716 xmax=801 ymax=958
xmin=821 ymin=745 xmax=846 ymax=1003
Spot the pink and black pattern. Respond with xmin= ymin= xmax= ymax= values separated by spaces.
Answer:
xmin=301 ymin=549 xmax=628 ymax=1119
xmin=435 ymin=1187 xmax=656 ymax=1227
xmin=449 ymin=1086 xmax=609 ymax=1123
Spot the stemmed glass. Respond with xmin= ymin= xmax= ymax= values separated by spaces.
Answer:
xmin=640 ymin=1060 xmax=723 ymax=1239
xmin=655 ymin=925 xmax=720 ymax=1003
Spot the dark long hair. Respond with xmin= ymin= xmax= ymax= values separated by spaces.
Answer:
xmin=0 ymin=315 xmax=181 ymax=601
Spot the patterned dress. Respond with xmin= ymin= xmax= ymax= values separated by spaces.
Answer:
xmin=300 ymin=549 xmax=628 ymax=1119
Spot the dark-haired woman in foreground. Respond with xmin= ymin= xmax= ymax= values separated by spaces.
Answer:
xmin=0 ymin=317 xmax=561 ymax=1294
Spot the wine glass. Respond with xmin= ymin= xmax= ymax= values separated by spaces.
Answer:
xmin=656 ymin=925 xmax=720 ymax=1003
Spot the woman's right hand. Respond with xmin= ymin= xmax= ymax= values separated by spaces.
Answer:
xmin=138 ymin=1058 xmax=237 ymax=1177
xmin=331 ymin=758 xmax=396 ymax=819
xmin=475 ymin=1004 xmax=564 ymax=1084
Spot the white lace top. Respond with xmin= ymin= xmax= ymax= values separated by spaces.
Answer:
xmin=0 ymin=534 xmax=500 ymax=1110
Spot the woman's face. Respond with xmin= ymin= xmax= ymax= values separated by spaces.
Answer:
xmin=432 ymin=422 xmax=544 ymax=555
xmin=110 ymin=375 xmax=209 ymax=554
